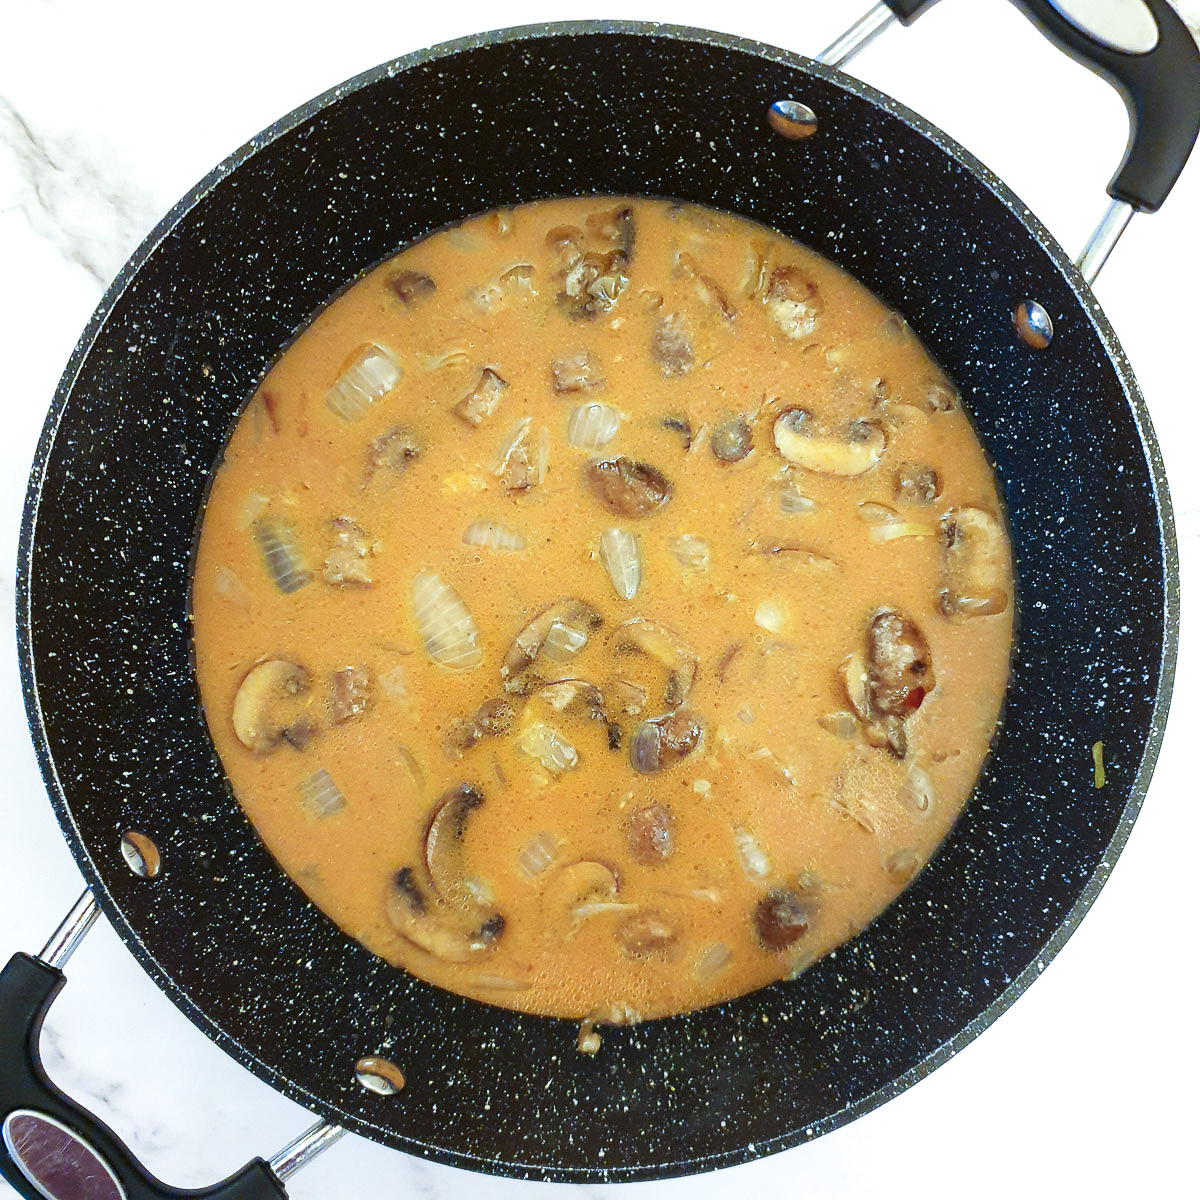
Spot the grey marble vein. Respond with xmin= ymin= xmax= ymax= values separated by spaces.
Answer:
xmin=0 ymin=97 xmax=159 ymax=286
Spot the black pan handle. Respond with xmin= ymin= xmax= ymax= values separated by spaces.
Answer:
xmin=0 ymin=952 xmax=287 ymax=1200
xmin=882 ymin=0 xmax=1200 ymax=211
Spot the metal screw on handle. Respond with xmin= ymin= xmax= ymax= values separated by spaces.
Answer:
xmin=816 ymin=4 xmax=1147 ymax=284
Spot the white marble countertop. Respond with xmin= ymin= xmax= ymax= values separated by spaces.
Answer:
xmin=1 ymin=1 xmax=1197 ymax=1197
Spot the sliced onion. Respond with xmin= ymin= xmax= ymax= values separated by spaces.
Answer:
xmin=518 ymin=831 xmax=560 ymax=877
xmin=420 ymin=346 xmax=469 ymax=371
xmin=253 ymin=517 xmax=311 ymax=594
xmin=567 ymin=402 xmax=623 ymax=451
xmin=858 ymin=501 xmax=898 ymax=525
xmin=463 ymin=519 xmax=526 ymax=553
xmin=379 ymin=664 xmax=410 ymax=700
xmin=213 ymin=565 xmax=251 ymax=609
xmin=600 ymin=528 xmax=641 ymax=600
xmin=517 ymin=723 xmax=578 ymax=775
xmin=780 ymin=486 xmax=817 ymax=515
xmin=326 ymin=344 xmax=401 ymax=421
xmin=695 ymin=942 xmax=733 ymax=980
xmin=411 ymin=570 xmax=482 ymax=672
xmin=870 ymin=522 xmax=935 ymax=542
xmin=899 ymin=765 xmax=935 ymax=817
xmin=754 ymin=599 xmax=787 ymax=633
xmin=734 ymin=826 xmax=770 ymax=879
xmin=671 ymin=533 xmax=711 ymax=572
xmin=818 ymin=711 xmax=860 ymax=740
xmin=301 ymin=770 xmax=346 ymax=818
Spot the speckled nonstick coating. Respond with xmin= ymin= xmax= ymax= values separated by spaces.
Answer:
xmin=14 ymin=22 xmax=1177 ymax=1183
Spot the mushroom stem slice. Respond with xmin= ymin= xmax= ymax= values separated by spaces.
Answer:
xmin=939 ymin=507 xmax=1010 ymax=617
xmin=773 ymin=409 xmax=886 ymax=476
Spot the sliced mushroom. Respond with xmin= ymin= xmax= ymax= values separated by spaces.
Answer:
xmin=773 ymin=409 xmax=886 ymax=476
xmin=536 ymin=678 xmax=621 ymax=748
xmin=661 ymin=414 xmax=693 ymax=449
xmin=423 ymin=783 xmax=486 ymax=904
xmin=616 ymin=911 xmax=678 ymax=959
xmin=544 ymin=860 xmax=621 ymax=932
xmin=585 ymin=457 xmax=673 ymax=518
xmin=330 ymin=665 xmax=371 ymax=724
xmin=867 ymin=610 xmax=934 ymax=718
xmin=585 ymin=205 xmax=636 ymax=261
xmin=474 ymin=697 xmax=515 ymax=736
xmin=675 ymin=251 xmax=736 ymax=320
xmin=893 ymin=462 xmax=942 ymax=504
xmin=711 ymin=414 xmax=753 ymax=463
xmin=387 ymin=270 xmax=436 ymax=306
xmin=232 ymin=659 xmax=316 ymax=753
xmin=625 ymin=803 xmax=677 ymax=865
xmin=558 ymin=249 xmax=630 ymax=320
xmin=630 ymin=710 xmax=704 ymax=775
xmin=252 ymin=516 xmax=311 ymax=594
xmin=939 ymin=507 xmax=1009 ymax=617
xmin=453 ymin=367 xmax=507 ymax=427
xmin=501 ymin=599 xmax=603 ymax=694
xmin=386 ymin=866 xmax=504 ymax=962
xmin=611 ymin=618 xmax=699 ymax=707
xmin=651 ymin=312 xmax=694 ymax=377
xmin=763 ymin=265 xmax=823 ymax=341
xmin=754 ymin=886 xmax=818 ymax=951
xmin=322 ymin=517 xmax=376 ymax=586
xmin=552 ymin=350 xmax=606 ymax=394
xmin=365 ymin=425 xmax=420 ymax=481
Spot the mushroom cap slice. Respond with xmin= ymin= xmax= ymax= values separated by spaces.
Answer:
xmin=231 ymin=659 xmax=314 ymax=753
xmin=501 ymin=598 xmax=603 ymax=693
xmin=544 ymin=860 xmax=622 ymax=935
xmin=773 ymin=409 xmax=886 ymax=476
xmin=939 ymin=506 xmax=1010 ymax=617
xmin=423 ymin=784 xmax=487 ymax=907
xmin=584 ymin=457 xmax=673 ymax=517
xmin=610 ymin=617 xmax=699 ymax=707
xmin=386 ymin=867 xmax=504 ymax=963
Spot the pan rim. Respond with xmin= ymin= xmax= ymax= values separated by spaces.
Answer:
xmin=13 ymin=18 xmax=1179 ymax=1182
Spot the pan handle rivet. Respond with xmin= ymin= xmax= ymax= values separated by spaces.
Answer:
xmin=119 ymin=831 xmax=161 ymax=879
xmin=1014 ymin=301 xmax=1054 ymax=349
xmin=767 ymin=100 xmax=818 ymax=140
xmin=354 ymin=1056 xmax=405 ymax=1095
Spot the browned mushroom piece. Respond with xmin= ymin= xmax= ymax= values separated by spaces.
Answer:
xmin=711 ymin=414 xmax=753 ymax=463
xmin=616 ymin=910 xmax=678 ymax=959
xmin=675 ymin=251 xmax=737 ymax=320
xmin=453 ymin=367 xmax=507 ymax=427
xmin=586 ymin=206 xmax=637 ymax=262
xmin=557 ymin=243 xmax=631 ymax=321
xmin=474 ymin=697 xmax=515 ymax=736
xmin=773 ymin=408 xmax=886 ymax=476
xmin=611 ymin=617 xmax=699 ymax=707
xmin=625 ymin=803 xmax=677 ymax=864
xmin=544 ymin=860 xmax=621 ymax=936
xmin=322 ymin=517 xmax=376 ymax=586
xmin=551 ymin=350 xmax=606 ymax=394
xmin=630 ymin=710 xmax=705 ymax=775
xmin=763 ymin=265 xmax=823 ymax=341
xmin=893 ymin=462 xmax=942 ymax=504
xmin=387 ymin=270 xmax=436 ymax=306
xmin=661 ymin=414 xmax=693 ymax=449
xmin=537 ymin=678 xmax=621 ymax=748
xmin=651 ymin=312 xmax=695 ymax=377
xmin=584 ymin=457 xmax=673 ymax=517
xmin=501 ymin=599 xmax=604 ymax=694
xmin=365 ymin=425 xmax=420 ymax=481
xmin=939 ymin=507 xmax=1010 ymax=617
xmin=754 ymin=886 xmax=818 ymax=951
xmin=386 ymin=784 xmax=504 ymax=961
xmin=867 ymin=610 xmax=934 ymax=718
xmin=330 ymin=665 xmax=371 ymax=724
xmin=493 ymin=418 xmax=549 ymax=492
xmin=232 ymin=659 xmax=318 ymax=753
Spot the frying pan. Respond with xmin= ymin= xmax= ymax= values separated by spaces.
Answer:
xmin=2 ymin=1 xmax=1197 ymax=1195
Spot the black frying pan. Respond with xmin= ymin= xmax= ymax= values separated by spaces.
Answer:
xmin=2 ymin=2 xmax=1197 ymax=1196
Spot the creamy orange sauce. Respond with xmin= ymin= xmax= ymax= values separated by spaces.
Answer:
xmin=191 ymin=197 xmax=1013 ymax=1029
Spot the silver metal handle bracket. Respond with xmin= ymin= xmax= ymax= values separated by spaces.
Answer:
xmin=268 ymin=1120 xmax=346 ymax=1183
xmin=38 ymin=890 xmax=101 ymax=969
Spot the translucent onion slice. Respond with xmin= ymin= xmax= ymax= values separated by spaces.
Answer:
xmin=858 ymin=501 xmax=898 ymax=525
xmin=567 ymin=402 xmax=623 ymax=452
xmin=518 ymin=832 xmax=560 ymax=877
xmin=600 ymin=528 xmax=641 ymax=600
xmin=734 ymin=827 xmax=770 ymax=879
xmin=463 ymin=519 xmax=526 ymax=553
xmin=542 ymin=621 xmax=589 ymax=663
xmin=326 ymin=344 xmax=401 ymax=421
xmin=754 ymin=599 xmax=787 ymax=633
xmin=695 ymin=942 xmax=733 ymax=981
xmin=671 ymin=533 xmax=711 ymax=572
xmin=301 ymin=770 xmax=346 ymax=819
xmin=870 ymin=522 xmax=935 ymax=542
xmin=411 ymin=570 xmax=482 ymax=672
xmin=517 ymin=724 xmax=579 ymax=775
xmin=252 ymin=517 xmax=311 ymax=594
xmin=780 ymin=486 xmax=817 ymax=515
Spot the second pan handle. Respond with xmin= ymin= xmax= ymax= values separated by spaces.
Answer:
xmin=880 ymin=0 xmax=1200 ymax=212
